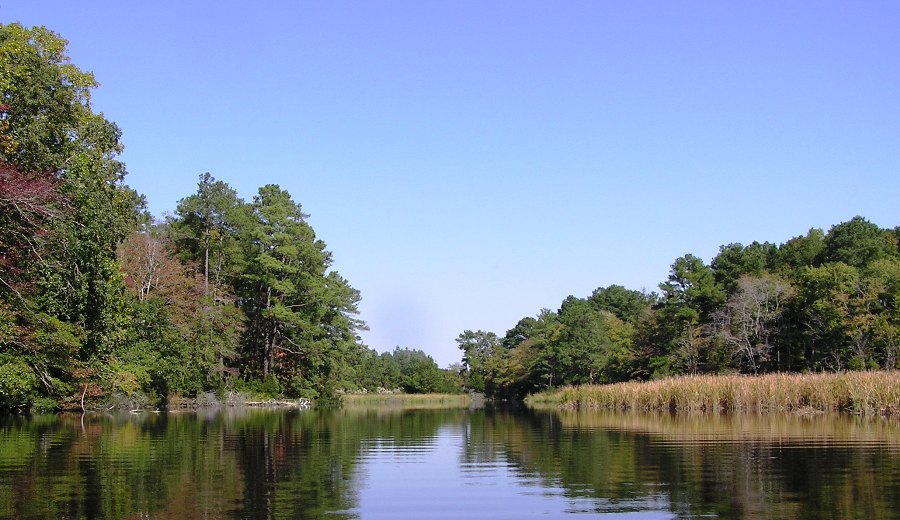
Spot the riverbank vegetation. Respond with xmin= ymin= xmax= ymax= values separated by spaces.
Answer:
xmin=342 ymin=392 xmax=470 ymax=408
xmin=2 ymin=23 xmax=899 ymax=415
xmin=0 ymin=23 xmax=459 ymax=413
xmin=526 ymin=372 xmax=900 ymax=415
xmin=457 ymin=217 xmax=898 ymax=401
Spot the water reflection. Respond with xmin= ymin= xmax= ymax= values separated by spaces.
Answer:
xmin=515 ymin=411 xmax=900 ymax=520
xmin=0 ymin=408 xmax=897 ymax=519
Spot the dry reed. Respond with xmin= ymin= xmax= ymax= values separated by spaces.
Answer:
xmin=526 ymin=372 xmax=900 ymax=416
xmin=342 ymin=393 xmax=470 ymax=408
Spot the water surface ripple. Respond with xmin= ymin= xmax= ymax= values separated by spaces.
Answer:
xmin=0 ymin=408 xmax=897 ymax=519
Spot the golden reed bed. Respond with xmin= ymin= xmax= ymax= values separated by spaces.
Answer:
xmin=526 ymin=372 xmax=900 ymax=416
xmin=342 ymin=393 xmax=470 ymax=408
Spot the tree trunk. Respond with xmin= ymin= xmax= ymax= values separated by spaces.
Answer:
xmin=269 ymin=332 xmax=277 ymax=379
xmin=204 ymin=235 xmax=210 ymax=297
xmin=262 ymin=330 xmax=270 ymax=379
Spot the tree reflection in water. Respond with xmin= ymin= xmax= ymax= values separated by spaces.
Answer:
xmin=0 ymin=408 xmax=897 ymax=519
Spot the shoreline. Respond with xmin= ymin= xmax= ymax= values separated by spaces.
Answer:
xmin=68 ymin=392 xmax=313 ymax=413
xmin=69 ymin=392 xmax=472 ymax=414
xmin=341 ymin=392 xmax=472 ymax=409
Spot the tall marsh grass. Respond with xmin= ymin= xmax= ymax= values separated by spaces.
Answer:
xmin=342 ymin=393 xmax=470 ymax=409
xmin=526 ymin=372 xmax=900 ymax=416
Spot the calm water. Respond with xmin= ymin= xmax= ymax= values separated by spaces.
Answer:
xmin=0 ymin=407 xmax=898 ymax=519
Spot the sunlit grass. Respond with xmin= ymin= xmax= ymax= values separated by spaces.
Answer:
xmin=526 ymin=372 xmax=900 ymax=416
xmin=342 ymin=393 xmax=470 ymax=409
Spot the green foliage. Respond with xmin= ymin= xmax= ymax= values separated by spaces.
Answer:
xmin=660 ymin=254 xmax=726 ymax=318
xmin=778 ymin=228 xmax=826 ymax=271
xmin=0 ymin=23 xmax=99 ymax=171
xmin=0 ymin=356 xmax=38 ymax=411
xmin=0 ymin=23 xmax=376 ymax=410
xmin=588 ymin=284 xmax=654 ymax=324
xmin=656 ymin=255 xmax=726 ymax=374
xmin=466 ymin=216 xmax=900 ymax=400
xmin=356 ymin=350 xmax=402 ymax=391
xmin=711 ymin=242 xmax=779 ymax=293
xmin=389 ymin=347 xmax=457 ymax=394
xmin=236 ymin=184 xmax=364 ymax=397
xmin=233 ymin=376 xmax=284 ymax=399
xmin=819 ymin=216 xmax=896 ymax=268
xmin=353 ymin=347 xmax=460 ymax=394
xmin=1 ymin=21 xmax=141 ymax=395
xmin=171 ymin=172 xmax=247 ymax=294
xmin=101 ymin=360 xmax=151 ymax=396
xmin=456 ymin=329 xmax=499 ymax=392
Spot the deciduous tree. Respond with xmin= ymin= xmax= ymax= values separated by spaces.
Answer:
xmin=721 ymin=274 xmax=794 ymax=373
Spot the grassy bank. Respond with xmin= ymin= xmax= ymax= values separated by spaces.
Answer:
xmin=341 ymin=393 xmax=470 ymax=409
xmin=526 ymin=372 xmax=900 ymax=416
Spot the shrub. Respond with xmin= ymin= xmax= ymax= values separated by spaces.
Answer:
xmin=0 ymin=358 xmax=39 ymax=411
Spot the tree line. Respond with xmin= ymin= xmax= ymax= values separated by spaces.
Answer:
xmin=2 ymin=24 xmax=897 ymax=412
xmin=0 ymin=23 xmax=456 ymax=412
xmin=458 ymin=217 xmax=900 ymax=399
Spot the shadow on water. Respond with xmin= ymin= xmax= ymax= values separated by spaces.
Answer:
xmin=0 ymin=407 xmax=897 ymax=519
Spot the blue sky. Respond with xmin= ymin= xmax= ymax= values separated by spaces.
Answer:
xmin=3 ymin=2 xmax=899 ymax=366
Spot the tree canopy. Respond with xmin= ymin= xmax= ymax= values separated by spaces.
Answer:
xmin=456 ymin=216 xmax=900 ymax=399
xmin=0 ymin=23 xmax=427 ymax=412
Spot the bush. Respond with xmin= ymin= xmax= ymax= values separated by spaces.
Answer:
xmin=0 ymin=358 xmax=39 ymax=411
xmin=234 ymin=376 xmax=283 ymax=399
xmin=102 ymin=360 xmax=151 ymax=396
